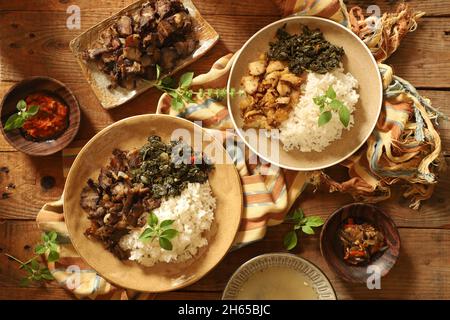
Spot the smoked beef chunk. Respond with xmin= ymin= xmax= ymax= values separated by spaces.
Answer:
xmin=83 ymin=0 xmax=198 ymax=90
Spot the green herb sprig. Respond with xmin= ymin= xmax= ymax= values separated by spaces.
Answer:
xmin=3 ymin=100 xmax=40 ymax=131
xmin=4 ymin=231 xmax=59 ymax=287
xmin=313 ymin=86 xmax=351 ymax=128
xmin=154 ymin=65 xmax=244 ymax=111
xmin=139 ymin=212 xmax=179 ymax=250
xmin=283 ymin=209 xmax=324 ymax=251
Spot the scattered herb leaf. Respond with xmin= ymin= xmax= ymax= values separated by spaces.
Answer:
xmin=4 ymin=231 xmax=59 ymax=286
xmin=283 ymin=208 xmax=324 ymax=251
xmin=153 ymin=65 xmax=245 ymax=111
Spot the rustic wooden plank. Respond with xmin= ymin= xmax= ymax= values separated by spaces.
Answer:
xmin=1 ymin=220 xmax=449 ymax=299
xmin=1 ymin=0 xmax=449 ymax=17
xmin=347 ymin=0 xmax=450 ymax=17
xmin=1 ymin=12 xmax=450 ymax=88
xmin=387 ymin=17 xmax=450 ymax=88
xmin=0 ymin=11 xmax=275 ymax=83
xmin=0 ymin=152 xmax=63 ymax=220
xmin=0 ymin=0 xmax=281 ymax=16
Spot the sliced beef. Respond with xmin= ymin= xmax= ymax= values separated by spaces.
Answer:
xmin=116 ymin=15 xmax=133 ymax=36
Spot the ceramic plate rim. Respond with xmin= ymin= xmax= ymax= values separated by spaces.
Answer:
xmin=63 ymin=114 xmax=243 ymax=292
xmin=226 ymin=16 xmax=383 ymax=171
xmin=222 ymin=253 xmax=337 ymax=300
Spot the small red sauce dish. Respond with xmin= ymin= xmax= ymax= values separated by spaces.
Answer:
xmin=0 ymin=77 xmax=80 ymax=156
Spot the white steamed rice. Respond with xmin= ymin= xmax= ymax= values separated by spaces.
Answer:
xmin=279 ymin=66 xmax=359 ymax=152
xmin=119 ymin=182 xmax=216 ymax=267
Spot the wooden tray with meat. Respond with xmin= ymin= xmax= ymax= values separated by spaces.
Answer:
xmin=69 ymin=0 xmax=219 ymax=109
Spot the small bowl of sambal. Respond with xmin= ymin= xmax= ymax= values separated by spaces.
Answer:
xmin=0 ymin=77 xmax=80 ymax=156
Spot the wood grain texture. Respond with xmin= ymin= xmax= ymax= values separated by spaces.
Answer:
xmin=1 ymin=0 xmax=450 ymax=300
xmin=1 ymin=221 xmax=449 ymax=300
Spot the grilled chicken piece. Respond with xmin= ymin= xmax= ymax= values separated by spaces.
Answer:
xmin=241 ymin=76 xmax=259 ymax=95
xmin=275 ymin=96 xmax=290 ymax=105
xmin=266 ymin=60 xmax=286 ymax=73
xmin=262 ymin=71 xmax=281 ymax=88
xmin=280 ymin=73 xmax=303 ymax=88
xmin=276 ymin=81 xmax=291 ymax=96
xmin=248 ymin=60 xmax=266 ymax=76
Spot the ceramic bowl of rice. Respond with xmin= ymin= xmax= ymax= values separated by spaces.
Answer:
xmin=64 ymin=115 xmax=243 ymax=292
xmin=228 ymin=16 xmax=383 ymax=171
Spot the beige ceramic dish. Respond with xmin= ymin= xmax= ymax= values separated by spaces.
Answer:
xmin=227 ymin=16 xmax=383 ymax=171
xmin=63 ymin=114 xmax=243 ymax=292
xmin=222 ymin=253 xmax=336 ymax=300
xmin=70 ymin=0 xmax=219 ymax=109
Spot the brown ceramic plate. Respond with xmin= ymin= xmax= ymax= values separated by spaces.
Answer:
xmin=63 ymin=114 xmax=243 ymax=292
xmin=0 ymin=76 xmax=80 ymax=156
xmin=227 ymin=16 xmax=383 ymax=171
xmin=70 ymin=0 xmax=219 ymax=109
xmin=320 ymin=203 xmax=401 ymax=283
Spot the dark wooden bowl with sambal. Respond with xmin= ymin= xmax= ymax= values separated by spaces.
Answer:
xmin=0 ymin=76 xmax=80 ymax=156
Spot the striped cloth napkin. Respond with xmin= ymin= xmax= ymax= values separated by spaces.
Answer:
xmin=35 ymin=0 xmax=442 ymax=299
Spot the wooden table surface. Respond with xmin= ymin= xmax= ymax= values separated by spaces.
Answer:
xmin=0 ymin=0 xmax=449 ymax=300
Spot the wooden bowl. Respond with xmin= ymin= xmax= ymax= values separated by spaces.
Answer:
xmin=227 ymin=16 xmax=383 ymax=171
xmin=63 ymin=114 xmax=243 ymax=292
xmin=320 ymin=203 xmax=401 ymax=283
xmin=0 ymin=77 xmax=81 ymax=156
xmin=70 ymin=0 xmax=219 ymax=109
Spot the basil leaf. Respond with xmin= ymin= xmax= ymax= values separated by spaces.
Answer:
xmin=48 ymin=250 xmax=59 ymax=263
xmin=159 ymin=237 xmax=173 ymax=251
xmin=326 ymin=86 xmax=336 ymax=99
xmin=283 ymin=231 xmax=298 ymax=251
xmin=17 ymin=100 xmax=27 ymax=112
xmin=148 ymin=212 xmax=158 ymax=227
xmin=3 ymin=114 xmax=20 ymax=131
xmin=25 ymin=105 xmax=40 ymax=117
xmin=40 ymin=270 xmax=54 ymax=281
xmin=34 ymin=244 xmax=47 ymax=255
xmin=318 ymin=111 xmax=332 ymax=126
xmin=329 ymin=99 xmax=344 ymax=111
xmin=49 ymin=231 xmax=58 ymax=242
xmin=305 ymin=216 xmax=324 ymax=227
xmin=161 ymin=229 xmax=178 ymax=240
xmin=139 ymin=228 xmax=155 ymax=242
xmin=301 ymin=225 xmax=315 ymax=235
xmin=30 ymin=259 xmax=40 ymax=271
xmin=160 ymin=220 xmax=175 ymax=229
xmin=42 ymin=233 xmax=49 ymax=242
xmin=171 ymin=97 xmax=184 ymax=111
xmin=291 ymin=209 xmax=304 ymax=223
xmin=161 ymin=76 xmax=176 ymax=88
xmin=339 ymin=105 xmax=350 ymax=127
xmin=179 ymin=72 xmax=194 ymax=89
